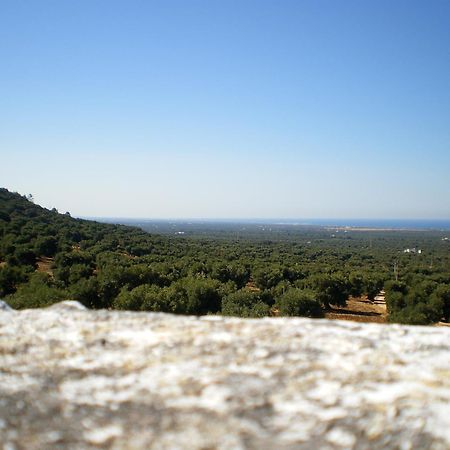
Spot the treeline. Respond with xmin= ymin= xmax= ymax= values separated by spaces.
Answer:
xmin=385 ymin=279 xmax=450 ymax=325
xmin=1 ymin=188 xmax=449 ymax=324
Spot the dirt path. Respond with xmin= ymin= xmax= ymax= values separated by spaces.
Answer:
xmin=325 ymin=292 xmax=387 ymax=324
xmin=36 ymin=257 xmax=54 ymax=276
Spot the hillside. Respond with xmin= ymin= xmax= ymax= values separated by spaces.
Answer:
xmin=1 ymin=188 xmax=449 ymax=324
xmin=0 ymin=188 xmax=197 ymax=309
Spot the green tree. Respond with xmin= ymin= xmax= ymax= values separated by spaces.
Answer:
xmin=276 ymin=288 xmax=323 ymax=318
xmin=6 ymin=273 xmax=68 ymax=309
xmin=0 ymin=265 xmax=27 ymax=297
xmin=34 ymin=236 xmax=58 ymax=257
xmin=70 ymin=277 xmax=100 ymax=308
xmin=364 ymin=274 xmax=385 ymax=301
xmin=222 ymin=289 xmax=269 ymax=318
xmin=170 ymin=277 xmax=222 ymax=314
xmin=432 ymin=284 xmax=450 ymax=322
xmin=309 ymin=274 xmax=348 ymax=309
xmin=348 ymin=272 xmax=365 ymax=297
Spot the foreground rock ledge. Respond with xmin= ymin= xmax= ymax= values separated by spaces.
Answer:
xmin=1 ymin=302 xmax=449 ymax=450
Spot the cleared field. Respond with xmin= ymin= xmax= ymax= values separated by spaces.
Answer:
xmin=325 ymin=295 xmax=387 ymax=323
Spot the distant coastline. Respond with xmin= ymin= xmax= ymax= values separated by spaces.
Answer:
xmin=86 ymin=217 xmax=450 ymax=231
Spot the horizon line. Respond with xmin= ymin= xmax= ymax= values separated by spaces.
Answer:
xmin=79 ymin=216 xmax=450 ymax=222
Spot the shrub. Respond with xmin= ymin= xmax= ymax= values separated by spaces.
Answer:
xmin=222 ymin=290 xmax=269 ymax=318
xmin=6 ymin=273 xmax=68 ymax=309
xmin=113 ymin=284 xmax=167 ymax=311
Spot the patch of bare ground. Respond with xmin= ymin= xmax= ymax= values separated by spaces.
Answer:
xmin=245 ymin=280 xmax=261 ymax=292
xmin=325 ymin=295 xmax=387 ymax=324
xmin=36 ymin=256 xmax=54 ymax=276
xmin=119 ymin=252 xmax=136 ymax=259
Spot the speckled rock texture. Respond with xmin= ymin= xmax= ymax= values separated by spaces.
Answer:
xmin=0 ymin=301 xmax=449 ymax=450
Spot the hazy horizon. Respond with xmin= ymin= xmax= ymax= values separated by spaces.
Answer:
xmin=87 ymin=216 xmax=450 ymax=231
xmin=1 ymin=1 xmax=450 ymax=219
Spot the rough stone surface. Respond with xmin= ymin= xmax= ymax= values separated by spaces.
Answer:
xmin=0 ymin=300 xmax=12 ymax=311
xmin=0 ymin=302 xmax=449 ymax=450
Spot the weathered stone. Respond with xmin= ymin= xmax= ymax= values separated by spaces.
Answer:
xmin=0 ymin=303 xmax=449 ymax=449
xmin=47 ymin=300 xmax=87 ymax=311
xmin=0 ymin=300 xmax=12 ymax=311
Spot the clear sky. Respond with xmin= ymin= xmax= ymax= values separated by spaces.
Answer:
xmin=1 ymin=0 xmax=449 ymax=219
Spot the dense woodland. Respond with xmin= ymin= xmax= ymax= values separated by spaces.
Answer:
xmin=0 ymin=188 xmax=449 ymax=325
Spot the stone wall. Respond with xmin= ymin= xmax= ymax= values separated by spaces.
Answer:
xmin=1 ymin=301 xmax=449 ymax=449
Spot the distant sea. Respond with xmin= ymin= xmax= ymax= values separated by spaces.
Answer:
xmin=268 ymin=219 xmax=450 ymax=230
xmin=91 ymin=217 xmax=450 ymax=231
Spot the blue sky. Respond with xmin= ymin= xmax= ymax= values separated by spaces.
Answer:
xmin=1 ymin=0 xmax=449 ymax=219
